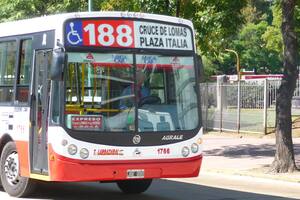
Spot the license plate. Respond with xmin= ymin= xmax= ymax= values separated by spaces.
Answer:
xmin=127 ymin=169 xmax=144 ymax=179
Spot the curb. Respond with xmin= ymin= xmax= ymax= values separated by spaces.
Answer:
xmin=201 ymin=169 xmax=300 ymax=184
xmin=200 ymin=171 xmax=300 ymax=186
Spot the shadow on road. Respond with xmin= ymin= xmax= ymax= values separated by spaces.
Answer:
xmin=204 ymin=144 xmax=300 ymax=159
xmin=0 ymin=179 xmax=295 ymax=200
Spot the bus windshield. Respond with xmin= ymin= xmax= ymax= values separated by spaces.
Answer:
xmin=64 ymin=52 xmax=199 ymax=133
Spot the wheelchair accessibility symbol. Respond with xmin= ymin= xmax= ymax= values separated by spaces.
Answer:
xmin=67 ymin=22 xmax=82 ymax=45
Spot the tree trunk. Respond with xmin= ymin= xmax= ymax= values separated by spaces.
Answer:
xmin=271 ymin=0 xmax=298 ymax=173
xmin=176 ymin=0 xmax=181 ymax=17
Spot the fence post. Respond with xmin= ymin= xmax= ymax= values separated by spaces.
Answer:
xmin=217 ymin=76 xmax=226 ymax=132
xmin=220 ymin=82 xmax=223 ymax=132
xmin=205 ymin=82 xmax=209 ymax=132
xmin=237 ymin=80 xmax=241 ymax=133
xmin=263 ymin=79 xmax=268 ymax=134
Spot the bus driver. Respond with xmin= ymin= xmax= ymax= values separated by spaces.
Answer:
xmin=119 ymin=68 xmax=150 ymax=109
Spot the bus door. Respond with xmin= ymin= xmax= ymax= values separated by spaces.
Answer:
xmin=30 ymin=50 xmax=52 ymax=174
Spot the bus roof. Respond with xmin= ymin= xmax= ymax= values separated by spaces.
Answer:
xmin=0 ymin=11 xmax=194 ymax=38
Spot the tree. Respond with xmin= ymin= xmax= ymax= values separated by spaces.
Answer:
xmin=231 ymin=21 xmax=282 ymax=73
xmin=0 ymin=0 xmax=89 ymax=22
xmin=262 ymin=2 xmax=283 ymax=58
xmin=193 ymin=0 xmax=247 ymax=58
xmin=98 ymin=0 xmax=194 ymax=19
xmin=191 ymin=0 xmax=247 ymax=77
xmin=97 ymin=0 xmax=141 ymax=12
xmin=271 ymin=0 xmax=299 ymax=173
xmin=242 ymin=0 xmax=272 ymax=24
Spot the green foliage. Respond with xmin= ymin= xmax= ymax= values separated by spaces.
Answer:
xmin=234 ymin=21 xmax=282 ymax=73
xmin=97 ymin=0 xmax=141 ymax=12
xmin=262 ymin=3 xmax=282 ymax=56
xmin=139 ymin=0 xmax=175 ymax=15
xmin=295 ymin=3 xmax=300 ymax=48
xmin=204 ymin=0 xmax=293 ymax=76
xmin=97 ymin=0 xmax=197 ymax=19
xmin=0 ymin=0 xmax=88 ymax=22
xmin=202 ymin=56 xmax=219 ymax=80
xmin=193 ymin=0 xmax=247 ymax=58
xmin=0 ymin=0 xmax=299 ymax=78
xmin=242 ymin=0 xmax=272 ymax=24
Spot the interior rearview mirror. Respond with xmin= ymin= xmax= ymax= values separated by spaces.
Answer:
xmin=50 ymin=51 xmax=67 ymax=81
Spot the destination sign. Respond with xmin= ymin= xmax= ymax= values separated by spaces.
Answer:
xmin=65 ymin=19 xmax=193 ymax=51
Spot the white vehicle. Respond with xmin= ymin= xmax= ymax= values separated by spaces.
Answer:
xmin=0 ymin=12 xmax=203 ymax=197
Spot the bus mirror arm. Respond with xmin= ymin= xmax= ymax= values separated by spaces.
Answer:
xmin=50 ymin=51 xmax=67 ymax=81
xmin=196 ymin=55 xmax=204 ymax=83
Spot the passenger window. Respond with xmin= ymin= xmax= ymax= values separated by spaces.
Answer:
xmin=16 ymin=39 xmax=32 ymax=103
xmin=0 ymin=41 xmax=16 ymax=103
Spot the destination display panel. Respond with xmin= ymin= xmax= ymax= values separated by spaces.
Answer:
xmin=64 ymin=19 xmax=193 ymax=51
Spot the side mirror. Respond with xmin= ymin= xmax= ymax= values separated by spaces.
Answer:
xmin=50 ymin=51 xmax=67 ymax=81
xmin=196 ymin=54 xmax=204 ymax=83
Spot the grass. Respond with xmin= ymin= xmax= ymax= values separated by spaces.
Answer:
xmin=204 ymin=113 xmax=300 ymax=138
xmin=205 ymin=108 xmax=275 ymax=133
xmin=205 ymin=129 xmax=300 ymax=139
xmin=203 ymin=131 xmax=265 ymax=138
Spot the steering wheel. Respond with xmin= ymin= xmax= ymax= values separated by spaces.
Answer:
xmin=139 ymin=96 xmax=161 ymax=107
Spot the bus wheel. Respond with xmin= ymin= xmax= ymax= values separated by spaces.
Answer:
xmin=0 ymin=142 xmax=36 ymax=197
xmin=117 ymin=179 xmax=152 ymax=194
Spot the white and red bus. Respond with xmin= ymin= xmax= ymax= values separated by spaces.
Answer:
xmin=0 ymin=12 xmax=203 ymax=197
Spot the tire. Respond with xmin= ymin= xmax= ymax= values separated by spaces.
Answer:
xmin=0 ymin=142 xmax=36 ymax=197
xmin=117 ymin=179 xmax=152 ymax=194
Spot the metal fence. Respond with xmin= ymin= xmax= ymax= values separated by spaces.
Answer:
xmin=200 ymin=79 xmax=300 ymax=134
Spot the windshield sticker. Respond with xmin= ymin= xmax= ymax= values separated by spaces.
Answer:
xmin=136 ymin=55 xmax=193 ymax=69
xmin=71 ymin=115 xmax=103 ymax=130
xmin=68 ymin=53 xmax=133 ymax=68
xmin=66 ymin=21 xmax=83 ymax=46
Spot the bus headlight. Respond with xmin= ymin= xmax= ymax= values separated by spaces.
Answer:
xmin=68 ymin=144 xmax=78 ymax=155
xmin=80 ymin=148 xmax=89 ymax=159
xmin=191 ymin=143 xmax=199 ymax=153
xmin=61 ymin=139 xmax=68 ymax=146
xmin=197 ymin=138 xmax=203 ymax=144
xmin=181 ymin=146 xmax=190 ymax=157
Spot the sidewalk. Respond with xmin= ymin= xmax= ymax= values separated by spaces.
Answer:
xmin=201 ymin=133 xmax=300 ymax=183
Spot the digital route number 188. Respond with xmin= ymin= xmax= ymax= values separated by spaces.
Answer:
xmin=83 ymin=21 xmax=134 ymax=48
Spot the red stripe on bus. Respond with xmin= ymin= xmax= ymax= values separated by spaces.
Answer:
xmin=137 ymin=64 xmax=193 ymax=70
xmin=48 ymin=144 xmax=202 ymax=182
xmin=15 ymin=140 xmax=30 ymax=177
xmin=92 ymin=63 xmax=132 ymax=68
xmin=90 ymin=62 xmax=193 ymax=70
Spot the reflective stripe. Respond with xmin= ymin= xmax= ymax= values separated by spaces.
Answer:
xmin=30 ymin=173 xmax=50 ymax=181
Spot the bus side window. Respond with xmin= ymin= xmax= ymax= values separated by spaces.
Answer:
xmin=16 ymin=39 xmax=32 ymax=103
xmin=0 ymin=41 xmax=16 ymax=103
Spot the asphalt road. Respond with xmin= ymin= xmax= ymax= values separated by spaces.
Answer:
xmin=0 ymin=175 xmax=297 ymax=200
